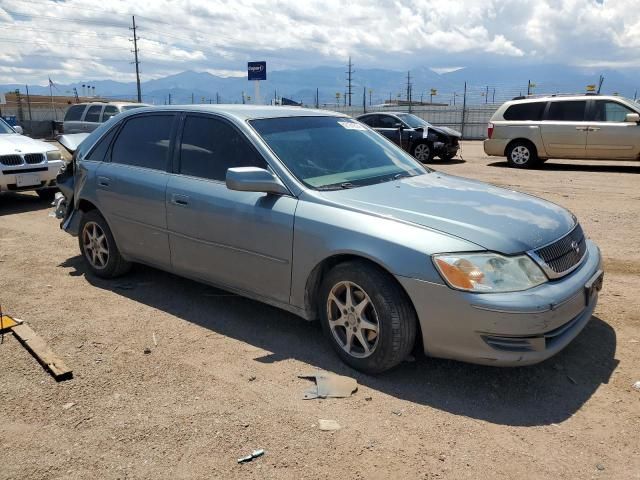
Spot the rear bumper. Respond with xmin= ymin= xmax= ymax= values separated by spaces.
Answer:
xmin=397 ymin=240 xmax=603 ymax=366
xmin=0 ymin=160 xmax=64 ymax=192
xmin=483 ymin=138 xmax=509 ymax=157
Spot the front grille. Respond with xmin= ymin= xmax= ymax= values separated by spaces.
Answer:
xmin=0 ymin=154 xmax=23 ymax=166
xmin=24 ymin=153 xmax=44 ymax=164
xmin=533 ymin=224 xmax=586 ymax=277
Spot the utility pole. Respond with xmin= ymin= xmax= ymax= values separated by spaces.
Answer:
xmin=485 ymin=85 xmax=489 ymax=104
xmin=191 ymin=92 xmax=194 ymax=104
xmin=25 ymin=84 xmax=33 ymax=134
xmin=461 ymin=81 xmax=467 ymax=139
xmin=492 ymin=87 xmax=495 ymax=103
xmin=597 ymin=74 xmax=605 ymax=94
xmin=130 ymin=16 xmax=142 ymax=103
xmin=362 ymin=86 xmax=366 ymax=114
xmin=346 ymin=57 xmax=354 ymax=106
xmin=216 ymin=92 xmax=220 ymax=104
xmin=316 ymin=87 xmax=319 ymax=108
xmin=406 ymin=71 xmax=412 ymax=113
xmin=369 ymin=89 xmax=372 ymax=106
xmin=168 ymin=93 xmax=171 ymax=105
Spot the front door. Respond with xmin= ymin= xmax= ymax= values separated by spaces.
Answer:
xmin=166 ymin=114 xmax=296 ymax=303
xmin=585 ymin=100 xmax=640 ymax=159
xmin=95 ymin=113 xmax=176 ymax=269
xmin=540 ymin=100 xmax=588 ymax=158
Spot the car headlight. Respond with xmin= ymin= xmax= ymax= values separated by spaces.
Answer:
xmin=433 ymin=252 xmax=547 ymax=293
xmin=46 ymin=150 xmax=62 ymax=161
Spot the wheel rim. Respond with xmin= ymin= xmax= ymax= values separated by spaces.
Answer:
xmin=82 ymin=221 xmax=109 ymax=269
xmin=326 ymin=281 xmax=380 ymax=358
xmin=511 ymin=145 xmax=530 ymax=164
xmin=414 ymin=143 xmax=430 ymax=161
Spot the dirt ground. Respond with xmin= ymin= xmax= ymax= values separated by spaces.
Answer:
xmin=1 ymin=141 xmax=639 ymax=480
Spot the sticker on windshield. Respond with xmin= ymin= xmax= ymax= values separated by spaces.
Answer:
xmin=338 ymin=121 xmax=367 ymax=131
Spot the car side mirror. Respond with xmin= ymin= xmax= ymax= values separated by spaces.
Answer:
xmin=226 ymin=167 xmax=289 ymax=195
xmin=394 ymin=122 xmax=404 ymax=130
xmin=625 ymin=113 xmax=640 ymax=123
xmin=13 ymin=125 xmax=23 ymax=134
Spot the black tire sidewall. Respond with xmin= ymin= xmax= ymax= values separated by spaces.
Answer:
xmin=78 ymin=210 xmax=127 ymax=278
xmin=412 ymin=142 xmax=433 ymax=163
xmin=319 ymin=262 xmax=416 ymax=374
xmin=507 ymin=142 xmax=538 ymax=168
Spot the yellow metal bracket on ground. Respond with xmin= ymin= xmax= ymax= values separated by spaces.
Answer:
xmin=0 ymin=314 xmax=20 ymax=332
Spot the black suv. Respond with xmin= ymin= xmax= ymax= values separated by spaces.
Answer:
xmin=357 ymin=112 xmax=461 ymax=162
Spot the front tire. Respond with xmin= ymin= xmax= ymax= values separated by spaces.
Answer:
xmin=506 ymin=141 xmax=539 ymax=168
xmin=36 ymin=188 xmax=57 ymax=201
xmin=319 ymin=261 xmax=417 ymax=374
xmin=78 ymin=210 xmax=131 ymax=278
xmin=412 ymin=142 xmax=434 ymax=163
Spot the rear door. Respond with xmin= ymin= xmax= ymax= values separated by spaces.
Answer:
xmin=585 ymin=99 xmax=640 ymax=159
xmin=82 ymin=105 xmax=103 ymax=132
xmin=540 ymin=100 xmax=588 ymax=158
xmin=95 ymin=113 xmax=177 ymax=269
xmin=63 ymin=105 xmax=88 ymax=133
xmin=166 ymin=113 xmax=297 ymax=303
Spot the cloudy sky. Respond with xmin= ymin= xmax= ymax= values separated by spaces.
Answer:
xmin=0 ymin=0 xmax=639 ymax=84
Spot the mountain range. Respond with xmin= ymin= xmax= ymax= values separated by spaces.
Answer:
xmin=3 ymin=64 xmax=639 ymax=106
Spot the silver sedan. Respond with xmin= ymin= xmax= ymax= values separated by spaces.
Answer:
xmin=57 ymin=105 xmax=604 ymax=373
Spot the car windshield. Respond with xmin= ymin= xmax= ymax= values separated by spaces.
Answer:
xmin=396 ymin=113 xmax=431 ymax=129
xmin=250 ymin=116 xmax=427 ymax=190
xmin=0 ymin=118 xmax=16 ymax=134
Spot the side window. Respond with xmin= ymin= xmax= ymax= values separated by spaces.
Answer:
xmin=85 ymin=127 xmax=118 ymax=162
xmin=547 ymin=101 xmax=587 ymax=121
xmin=179 ymin=115 xmax=266 ymax=181
xmin=359 ymin=115 xmax=379 ymax=128
xmin=378 ymin=116 xmax=398 ymax=128
xmin=592 ymin=101 xmax=634 ymax=122
xmin=111 ymin=115 xmax=174 ymax=170
xmin=503 ymin=102 xmax=545 ymax=121
xmin=84 ymin=105 xmax=102 ymax=123
xmin=102 ymin=105 xmax=119 ymax=122
xmin=64 ymin=105 xmax=86 ymax=122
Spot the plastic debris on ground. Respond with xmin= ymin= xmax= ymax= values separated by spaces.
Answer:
xmin=299 ymin=371 xmax=358 ymax=400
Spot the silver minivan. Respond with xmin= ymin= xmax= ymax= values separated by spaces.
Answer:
xmin=63 ymin=102 xmax=149 ymax=134
xmin=484 ymin=94 xmax=640 ymax=168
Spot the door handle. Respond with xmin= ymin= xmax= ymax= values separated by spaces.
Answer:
xmin=97 ymin=176 xmax=110 ymax=187
xmin=171 ymin=194 xmax=190 ymax=206
xmin=588 ymin=127 xmax=601 ymax=131
xmin=575 ymin=126 xmax=588 ymax=131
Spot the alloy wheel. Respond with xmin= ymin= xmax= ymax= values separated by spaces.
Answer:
xmin=414 ymin=143 xmax=431 ymax=162
xmin=82 ymin=221 xmax=109 ymax=269
xmin=510 ymin=145 xmax=530 ymax=165
xmin=326 ymin=281 xmax=380 ymax=358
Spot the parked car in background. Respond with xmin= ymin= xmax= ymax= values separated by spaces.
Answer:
xmin=0 ymin=117 xmax=65 ymax=200
xmin=56 ymin=105 xmax=602 ymax=373
xmin=356 ymin=112 xmax=461 ymax=162
xmin=63 ymin=101 xmax=150 ymax=134
xmin=484 ymin=94 xmax=640 ymax=168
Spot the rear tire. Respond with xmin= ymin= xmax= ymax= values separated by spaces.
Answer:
xmin=319 ymin=260 xmax=417 ymax=374
xmin=506 ymin=141 xmax=539 ymax=168
xmin=78 ymin=210 xmax=131 ymax=278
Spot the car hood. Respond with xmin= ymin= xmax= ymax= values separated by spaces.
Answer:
xmin=0 ymin=133 xmax=51 ymax=153
xmin=318 ymin=171 xmax=576 ymax=254
xmin=430 ymin=125 xmax=462 ymax=138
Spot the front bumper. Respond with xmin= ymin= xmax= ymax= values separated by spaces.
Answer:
xmin=433 ymin=141 xmax=459 ymax=157
xmin=397 ymin=239 xmax=603 ymax=366
xmin=0 ymin=160 xmax=64 ymax=192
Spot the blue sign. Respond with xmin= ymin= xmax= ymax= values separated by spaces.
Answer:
xmin=248 ymin=61 xmax=267 ymax=81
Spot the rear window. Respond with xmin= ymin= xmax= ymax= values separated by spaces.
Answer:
xmin=64 ymin=105 xmax=86 ymax=122
xmin=503 ymin=102 xmax=545 ymax=121
xmin=111 ymin=114 xmax=175 ymax=170
xmin=547 ymin=101 xmax=587 ymax=121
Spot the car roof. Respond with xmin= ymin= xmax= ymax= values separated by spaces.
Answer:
xmin=72 ymin=101 xmax=150 ymax=107
xmin=508 ymin=95 xmax=626 ymax=104
xmin=121 ymin=104 xmax=349 ymax=122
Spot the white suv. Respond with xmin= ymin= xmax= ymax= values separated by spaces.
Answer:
xmin=484 ymin=94 xmax=640 ymax=168
xmin=0 ymin=118 xmax=65 ymax=200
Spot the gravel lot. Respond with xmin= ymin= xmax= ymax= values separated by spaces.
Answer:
xmin=1 ymin=141 xmax=639 ymax=479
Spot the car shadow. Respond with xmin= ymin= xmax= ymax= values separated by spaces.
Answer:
xmin=60 ymin=257 xmax=618 ymax=427
xmin=488 ymin=160 xmax=640 ymax=173
xmin=432 ymin=158 xmax=466 ymax=166
xmin=0 ymin=192 xmax=52 ymax=215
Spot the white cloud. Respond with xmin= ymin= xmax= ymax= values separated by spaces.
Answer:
xmin=0 ymin=0 xmax=638 ymax=84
